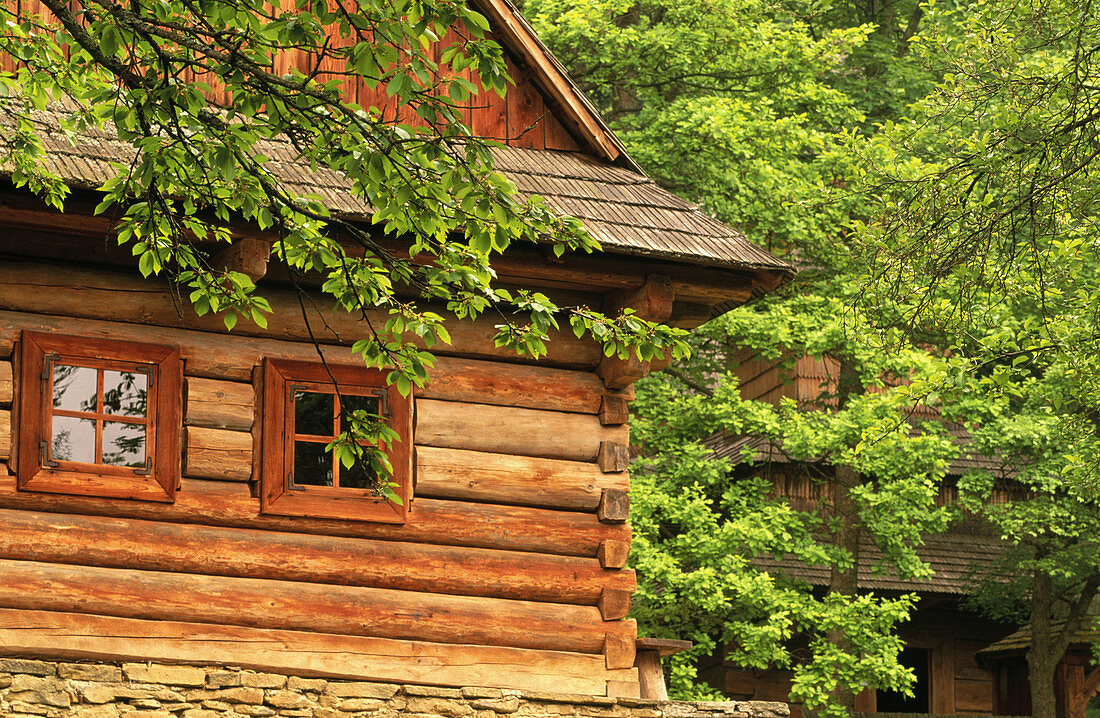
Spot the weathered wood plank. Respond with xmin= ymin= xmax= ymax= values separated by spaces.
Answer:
xmin=0 ymin=609 xmax=637 ymax=695
xmin=184 ymin=377 xmax=255 ymax=431
xmin=0 ymin=260 xmax=601 ymax=368
xmin=416 ymin=446 xmax=626 ymax=511
xmin=416 ymin=400 xmax=628 ymax=462
xmin=0 ymin=558 xmax=631 ymax=654
xmin=184 ymin=426 xmax=252 ymax=482
xmin=0 ymin=477 xmax=630 ymax=557
xmin=0 ymin=361 xmax=11 ymax=405
xmin=0 ymin=509 xmax=635 ymax=605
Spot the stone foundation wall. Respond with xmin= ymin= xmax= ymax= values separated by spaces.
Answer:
xmin=0 ymin=659 xmax=788 ymax=718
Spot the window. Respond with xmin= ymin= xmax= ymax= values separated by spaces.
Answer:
xmin=17 ymin=332 xmax=182 ymax=501
xmin=260 ymin=358 xmax=413 ymax=522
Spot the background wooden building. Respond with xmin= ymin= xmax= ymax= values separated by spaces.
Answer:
xmin=702 ymin=353 xmax=1017 ymax=714
xmin=0 ymin=0 xmax=792 ymax=701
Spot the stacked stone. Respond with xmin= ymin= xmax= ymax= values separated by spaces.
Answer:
xmin=0 ymin=659 xmax=788 ymax=718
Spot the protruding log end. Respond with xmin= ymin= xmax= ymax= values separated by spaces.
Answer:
xmin=604 ymin=632 xmax=637 ymax=670
xmin=597 ymin=489 xmax=630 ymax=524
xmin=598 ymin=394 xmax=630 ymax=426
xmin=599 ymin=588 xmax=632 ymax=621
xmin=597 ymin=442 xmax=630 ymax=473
xmin=212 ymin=238 xmax=270 ymax=283
xmin=597 ymin=354 xmax=649 ymax=390
xmin=598 ymin=539 xmax=631 ymax=569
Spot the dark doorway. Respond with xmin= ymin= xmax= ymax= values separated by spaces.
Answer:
xmin=876 ymin=647 xmax=931 ymax=713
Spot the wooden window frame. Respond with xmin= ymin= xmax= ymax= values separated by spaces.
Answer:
xmin=17 ymin=331 xmax=182 ymax=502
xmin=260 ymin=358 xmax=413 ymax=523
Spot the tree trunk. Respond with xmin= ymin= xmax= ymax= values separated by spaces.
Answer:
xmin=825 ymin=462 xmax=862 ymax=713
xmin=1028 ymin=570 xmax=1059 ymax=718
xmin=820 ymin=361 xmax=865 ymax=713
xmin=1028 ymin=568 xmax=1100 ymax=718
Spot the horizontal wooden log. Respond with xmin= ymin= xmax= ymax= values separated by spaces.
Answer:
xmin=0 ymin=509 xmax=634 ymax=605
xmin=417 ymin=400 xmax=627 ymax=462
xmin=0 ymin=409 xmax=8 ymax=461
xmin=184 ymin=426 xmax=252 ymax=482
xmin=0 ymin=558 xmax=631 ymax=654
xmin=421 ymin=357 xmax=603 ymax=414
xmin=607 ymin=680 xmax=642 ymax=699
xmin=0 ymin=609 xmax=638 ymax=695
xmin=0 ymin=312 xmax=602 ymax=413
xmin=416 ymin=446 xmax=627 ymax=511
xmin=184 ymin=377 xmax=254 ymax=431
xmin=0 ymin=260 xmax=601 ymax=368
xmin=0 ymin=361 xmax=10 ymax=405
xmin=0 ymin=477 xmax=630 ymax=557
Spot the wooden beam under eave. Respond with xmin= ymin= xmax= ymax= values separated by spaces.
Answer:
xmin=597 ymin=276 xmax=675 ymax=389
xmin=212 ymin=238 xmax=271 ymax=283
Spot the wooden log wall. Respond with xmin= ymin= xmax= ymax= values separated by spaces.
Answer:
xmin=0 ymin=256 xmax=642 ymax=697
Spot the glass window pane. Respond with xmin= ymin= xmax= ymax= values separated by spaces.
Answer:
xmin=341 ymin=393 xmax=379 ymax=419
xmin=294 ymin=441 xmax=333 ymax=486
xmin=52 ymin=364 xmax=98 ymax=412
xmin=101 ymin=421 xmax=147 ymax=468
xmin=50 ymin=416 xmax=96 ymax=463
xmin=103 ymin=370 xmax=148 ymax=417
xmin=294 ymin=391 xmax=333 ymax=437
xmin=340 ymin=456 xmax=377 ymax=489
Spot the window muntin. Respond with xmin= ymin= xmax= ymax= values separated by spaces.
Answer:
xmin=17 ymin=332 xmax=181 ymax=502
xmin=260 ymin=358 xmax=412 ymax=523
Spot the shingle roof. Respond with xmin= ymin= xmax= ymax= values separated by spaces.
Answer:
xmin=706 ymin=423 xmax=1012 ymax=478
xmin=757 ymin=532 xmax=1006 ymax=595
xmin=7 ymin=104 xmax=793 ymax=274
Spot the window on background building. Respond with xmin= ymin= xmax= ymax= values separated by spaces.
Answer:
xmin=260 ymin=358 xmax=413 ymax=523
xmin=17 ymin=332 xmax=182 ymax=501
xmin=877 ymin=646 xmax=931 ymax=714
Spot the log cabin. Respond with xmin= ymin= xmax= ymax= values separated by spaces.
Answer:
xmin=702 ymin=353 xmax=1018 ymax=715
xmin=0 ymin=0 xmax=794 ymax=704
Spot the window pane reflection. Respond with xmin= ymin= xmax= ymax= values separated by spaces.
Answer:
xmin=103 ymin=370 xmax=147 ymax=417
xmin=51 ymin=416 xmax=96 ymax=463
xmin=102 ymin=421 xmax=147 ymax=468
xmin=53 ymin=365 xmax=98 ymax=412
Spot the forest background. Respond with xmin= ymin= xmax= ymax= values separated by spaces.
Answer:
xmin=521 ymin=0 xmax=1100 ymax=716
